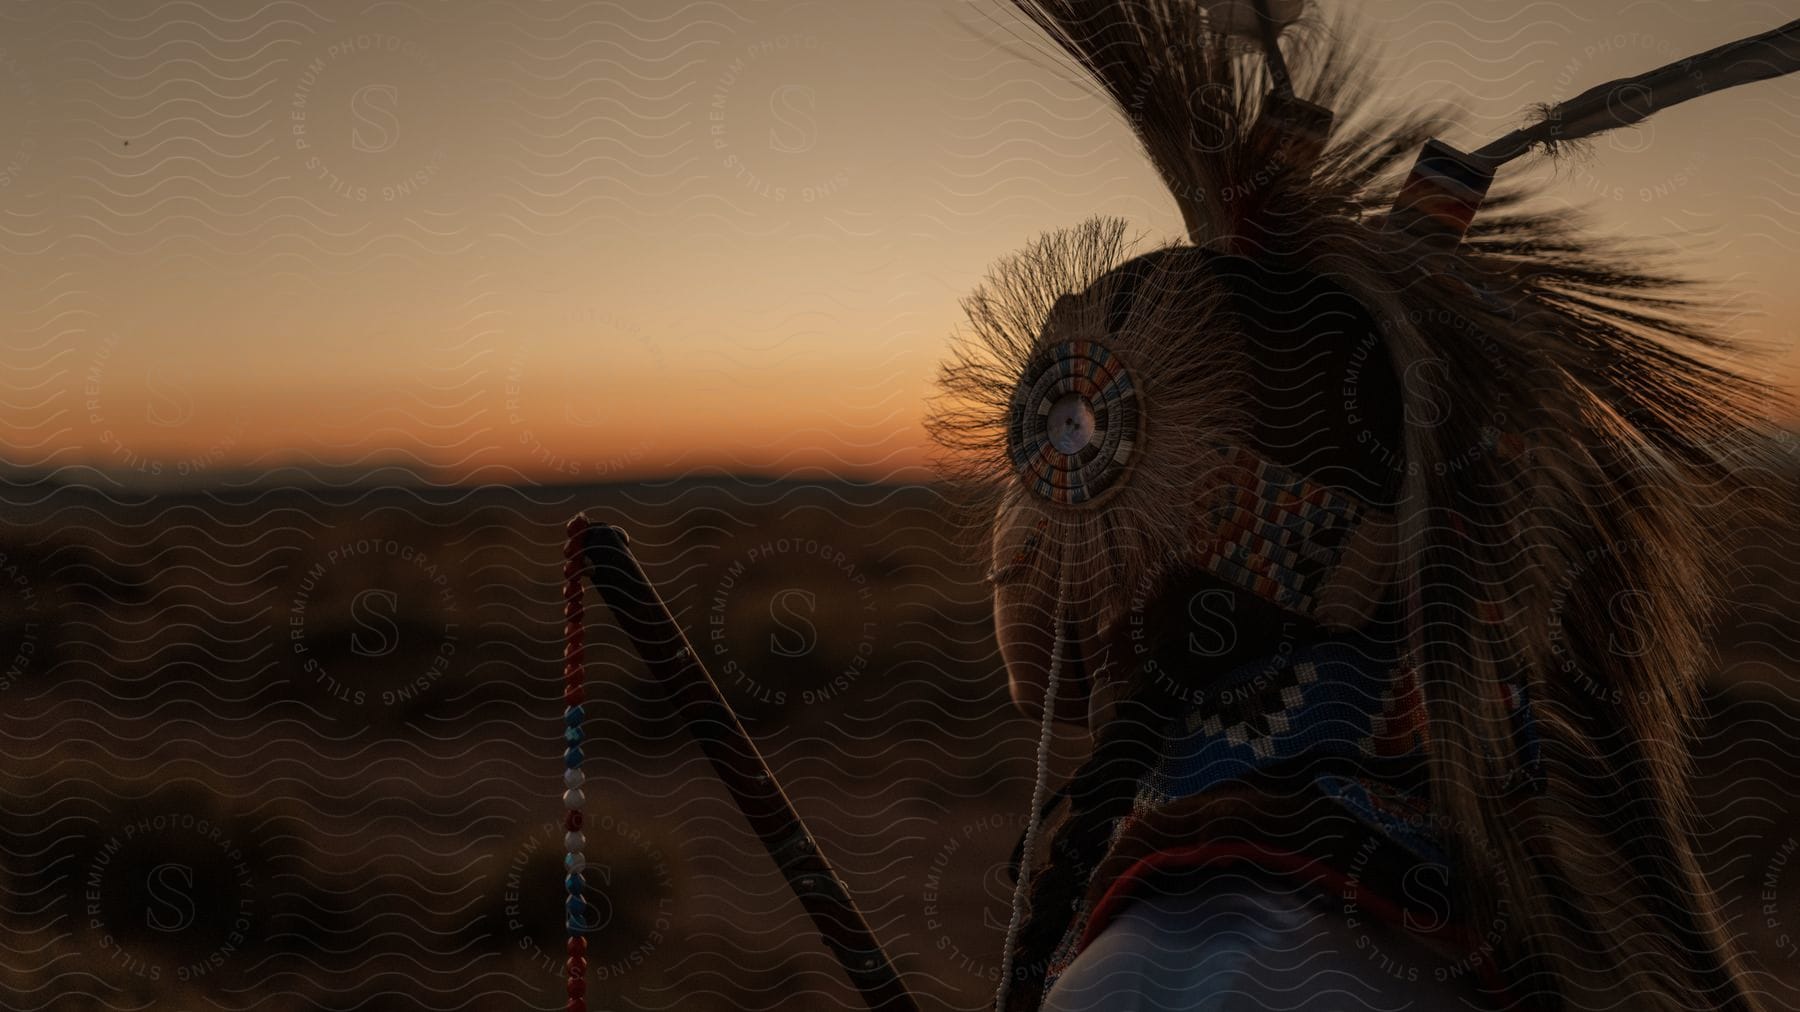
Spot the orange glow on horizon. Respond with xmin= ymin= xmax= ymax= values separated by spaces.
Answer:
xmin=3 ymin=1 xmax=1796 ymax=486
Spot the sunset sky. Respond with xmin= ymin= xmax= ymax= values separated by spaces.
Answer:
xmin=4 ymin=0 xmax=1797 ymax=486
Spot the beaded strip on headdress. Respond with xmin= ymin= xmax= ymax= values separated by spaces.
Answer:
xmin=1190 ymin=446 xmax=1373 ymax=618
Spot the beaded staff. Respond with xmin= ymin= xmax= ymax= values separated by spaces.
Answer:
xmin=560 ymin=517 xmax=592 ymax=1012
xmin=561 ymin=514 xmax=919 ymax=1012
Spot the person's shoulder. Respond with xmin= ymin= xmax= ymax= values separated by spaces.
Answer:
xmin=1041 ymin=871 xmax=1476 ymax=1011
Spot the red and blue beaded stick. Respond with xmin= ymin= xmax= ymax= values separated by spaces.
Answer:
xmin=561 ymin=517 xmax=591 ymax=1011
xmin=560 ymin=514 xmax=919 ymax=1012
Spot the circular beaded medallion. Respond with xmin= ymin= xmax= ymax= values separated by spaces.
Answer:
xmin=1006 ymin=340 xmax=1140 ymax=505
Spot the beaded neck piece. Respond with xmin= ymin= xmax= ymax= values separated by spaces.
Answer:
xmin=1036 ymin=632 xmax=1543 ymax=999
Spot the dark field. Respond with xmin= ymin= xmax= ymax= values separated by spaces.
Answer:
xmin=1 ymin=476 xmax=1797 ymax=1010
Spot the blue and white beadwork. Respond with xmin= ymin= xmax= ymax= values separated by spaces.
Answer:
xmin=565 ymin=712 xmax=586 ymax=929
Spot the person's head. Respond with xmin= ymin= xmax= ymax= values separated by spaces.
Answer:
xmin=955 ymin=228 xmax=1773 ymax=1011
xmin=983 ymin=242 xmax=1404 ymax=729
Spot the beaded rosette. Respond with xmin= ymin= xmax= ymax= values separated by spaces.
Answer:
xmin=1006 ymin=340 xmax=1141 ymax=506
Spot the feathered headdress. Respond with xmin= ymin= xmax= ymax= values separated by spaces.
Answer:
xmin=928 ymin=4 xmax=1798 ymax=1010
